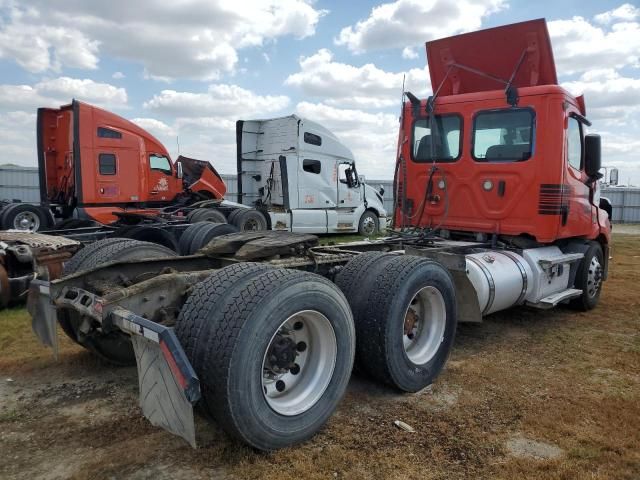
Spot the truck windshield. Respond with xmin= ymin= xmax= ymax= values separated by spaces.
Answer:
xmin=473 ymin=109 xmax=534 ymax=162
xmin=412 ymin=115 xmax=461 ymax=162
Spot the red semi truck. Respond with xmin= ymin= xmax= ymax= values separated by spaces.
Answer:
xmin=0 ymin=100 xmax=227 ymax=231
xmin=28 ymin=19 xmax=612 ymax=451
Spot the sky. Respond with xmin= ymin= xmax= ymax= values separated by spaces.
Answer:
xmin=0 ymin=0 xmax=638 ymax=184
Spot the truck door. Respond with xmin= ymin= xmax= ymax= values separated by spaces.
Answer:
xmin=559 ymin=114 xmax=593 ymax=237
xmin=291 ymin=158 xmax=333 ymax=233
xmin=337 ymin=161 xmax=361 ymax=209
xmin=146 ymin=154 xmax=174 ymax=203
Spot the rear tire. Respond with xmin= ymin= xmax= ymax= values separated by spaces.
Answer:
xmin=1 ymin=204 xmax=51 ymax=231
xmin=189 ymin=222 xmax=238 ymax=254
xmin=176 ymin=267 xmax=355 ymax=450
xmin=341 ymin=255 xmax=457 ymax=392
xmin=59 ymin=239 xmax=176 ymax=365
xmin=112 ymin=225 xmax=179 ymax=252
xmin=232 ymin=209 xmax=268 ymax=231
xmin=188 ymin=208 xmax=227 ymax=224
xmin=226 ymin=208 xmax=243 ymax=224
xmin=178 ymin=222 xmax=211 ymax=255
xmin=569 ymin=242 xmax=604 ymax=311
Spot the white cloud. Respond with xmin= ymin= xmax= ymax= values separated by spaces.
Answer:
xmin=562 ymin=69 xmax=640 ymax=124
xmin=0 ymin=111 xmax=37 ymax=167
xmin=36 ymin=77 xmax=127 ymax=106
xmin=597 ymin=131 xmax=640 ymax=185
xmin=112 ymin=71 xmax=125 ymax=79
xmin=0 ymin=77 xmax=127 ymax=113
xmin=335 ymin=0 xmax=505 ymax=53
xmin=594 ymin=3 xmax=639 ymax=24
xmin=0 ymin=3 xmax=99 ymax=73
xmin=402 ymin=46 xmax=419 ymax=60
xmin=285 ymin=49 xmax=429 ymax=109
xmin=144 ymin=84 xmax=289 ymax=118
xmin=131 ymin=118 xmax=176 ymax=138
xmin=0 ymin=0 xmax=326 ymax=80
xmin=549 ymin=12 xmax=640 ymax=76
xmin=295 ymin=101 xmax=398 ymax=178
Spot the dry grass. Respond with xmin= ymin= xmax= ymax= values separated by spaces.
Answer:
xmin=0 ymin=235 xmax=638 ymax=480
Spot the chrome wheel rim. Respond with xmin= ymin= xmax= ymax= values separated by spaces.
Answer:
xmin=261 ymin=310 xmax=337 ymax=416
xmin=402 ymin=286 xmax=447 ymax=365
xmin=586 ymin=256 xmax=602 ymax=298
xmin=361 ymin=215 xmax=376 ymax=235
xmin=14 ymin=211 xmax=40 ymax=231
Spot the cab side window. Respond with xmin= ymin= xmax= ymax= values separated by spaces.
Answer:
xmin=150 ymin=154 xmax=172 ymax=174
xmin=567 ymin=117 xmax=583 ymax=171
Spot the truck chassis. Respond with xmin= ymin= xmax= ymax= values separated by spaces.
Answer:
xmin=27 ymin=229 xmax=602 ymax=450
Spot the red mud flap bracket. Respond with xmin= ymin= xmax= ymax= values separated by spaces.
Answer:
xmin=28 ymin=280 xmax=201 ymax=448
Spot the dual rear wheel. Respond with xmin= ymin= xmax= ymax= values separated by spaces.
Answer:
xmin=61 ymin=239 xmax=457 ymax=450
xmin=175 ymin=264 xmax=355 ymax=450
xmin=174 ymin=255 xmax=456 ymax=450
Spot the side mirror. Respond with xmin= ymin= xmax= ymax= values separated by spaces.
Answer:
xmin=584 ymin=134 xmax=601 ymax=178
xmin=176 ymin=161 xmax=183 ymax=179
xmin=379 ymin=185 xmax=385 ymax=197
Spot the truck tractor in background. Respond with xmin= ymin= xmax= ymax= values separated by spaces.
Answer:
xmin=28 ymin=19 xmax=611 ymax=452
xmin=236 ymin=115 xmax=387 ymax=235
xmin=0 ymin=102 xmax=386 ymax=237
xmin=0 ymin=100 xmax=227 ymax=231
xmin=0 ymin=108 xmax=386 ymax=307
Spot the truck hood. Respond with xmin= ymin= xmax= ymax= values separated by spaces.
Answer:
xmin=426 ymin=18 xmax=557 ymax=96
xmin=178 ymin=155 xmax=226 ymax=199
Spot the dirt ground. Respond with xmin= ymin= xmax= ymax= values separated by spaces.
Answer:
xmin=1 ymin=234 xmax=639 ymax=480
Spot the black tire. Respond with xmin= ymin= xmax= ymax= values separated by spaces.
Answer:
xmin=63 ymin=237 xmax=131 ymax=276
xmin=569 ymin=242 xmax=604 ymax=311
xmin=358 ymin=210 xmax=379 ymax=236
xmin=178 ymin=222 xmax=211 ymax=255
xmin=176 ymin=267 xmax=355 ymax=450
xmin=1 ymin=203 xmax=51 ymax=231
xmin=116 ymin=225 xmax=179 ymax=252
xmin=60 ymin=239 xmax=130 ymax=347
xmin=176 ymin=263 xmax=275 ymax=365
xmin=186 ymin=210 xmax=199 ymax=223
xmin=226 ymin=208 xmax=243 ymax=224
xmin=59 ymin=239 xmax=177 ymax=365
xmin=345 ymin=255 xmax=457 ymax=392
xmin=188 ymin=208 xmax=227 ymax=224
xmin=335 ymin=252 xmax=395 ymax=317
xmin=232 ymin=209 xmax=268 ymax=231
xmin=189 ymin=222 xmax=238 ymax=254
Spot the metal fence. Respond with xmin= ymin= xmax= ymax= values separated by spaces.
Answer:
xmin=1 ymin=166 xmax=637 ymax=223
xmin=0 ymin=165 xmax=40 ymax=203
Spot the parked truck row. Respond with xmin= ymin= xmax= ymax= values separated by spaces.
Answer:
xmin=26 ymin=19 xmax=611 ymax=452
xmin=0 ymin=109 xmax=387 ymax=308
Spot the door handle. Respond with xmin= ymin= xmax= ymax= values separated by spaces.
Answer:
xmin=151 ymin=190 xmax=158 ymax=195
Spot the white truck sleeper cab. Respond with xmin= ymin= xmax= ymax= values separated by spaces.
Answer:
xmin=236 ymin=115 xmax=387 ymax=235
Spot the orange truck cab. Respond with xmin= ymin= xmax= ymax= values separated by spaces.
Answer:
xmin=395 ymin=19 xmax=612 ymax=265
xmin=36 ymin=100 xmax=226 ymax=225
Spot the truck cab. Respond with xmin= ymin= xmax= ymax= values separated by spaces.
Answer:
xmin=237 ymin=115 xmax=387 ymax=235
xmin=395 ymin=19 xmax=611 ymax=250
xmin=36 ymin=100 xmax=226 ymax=225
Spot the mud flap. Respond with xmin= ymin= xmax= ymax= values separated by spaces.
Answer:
xmin=27 ymin=280 xmax=59 ymax=359
xmin=111 ymin=309 xmax=201 ymax=448
xmin=131 ymin=335 xmax=197 ymax=448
